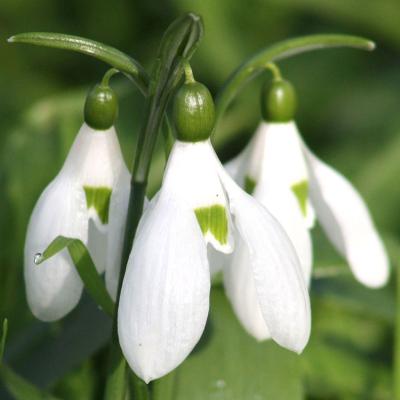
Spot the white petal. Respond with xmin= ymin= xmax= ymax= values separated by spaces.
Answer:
xmin=254 ymin=185 xmax=313 ymax=286
xmin=118 ymin=194 xmax=210 ymax=383
xmin=105 ymin=167 xmax=131 ymax=300
xmin=207 ymin=246 xmax=228 ymax=277
xmin=65 ymin=123 xmax=126 ymax=189
xmin=223 ymin=238 xmax=271 ymax=341
xmin=303 ymin=145 xmax=390 ymax=288
xmin=219 ymin=165 xmax=311 ymax=353
xmin=24 ymin=175 xmax=88 ymax=321
xmin=223 ymin=144 xmax=251 ymax=183
xmin=162 ymin=140 xmax=234 ymax=253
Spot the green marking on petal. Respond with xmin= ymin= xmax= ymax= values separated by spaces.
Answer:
xmin=244 ymin=175 xmax=257 ymax=194
xmin=195 ymin=205 xmax=228 ymax=245
xmin=291 ymin=180 xmax=309 ymax=217
xmin=84 ymin=186 xmax=112 ymax=224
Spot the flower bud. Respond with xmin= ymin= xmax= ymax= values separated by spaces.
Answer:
xmin=172 ymin=81 xmax=215 ymax=142
xmin=84 ymin=84 xmax=118 ymax=130
xmin=261 ymin=79 xmax=297 ymax=122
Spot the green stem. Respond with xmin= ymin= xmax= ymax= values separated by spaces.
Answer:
xmin=103 ymin=13 xmax=203 ymax=400
xmin=395 ymin=263 xmax=400 ymax=399
xmin=265 ymin=62 xmax=282 ymax=81
xmin=101 ymin=68 xmax=120 ymax=86
xmin=184 ymin=61 xmax=195 ymax=83
xmin=215 ymin=34 xmax=374 ymax=126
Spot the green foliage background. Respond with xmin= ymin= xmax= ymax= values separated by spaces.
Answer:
xmin=1 ymin=0 xmax=400 ymax=399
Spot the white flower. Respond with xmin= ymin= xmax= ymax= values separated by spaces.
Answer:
xmin=118 ymin=139 xmax=310 ymax=383
xmin=24 ymin=123 xmax=129 ymax=321
xmin=225 ymin=121 xmax=389 ymax=289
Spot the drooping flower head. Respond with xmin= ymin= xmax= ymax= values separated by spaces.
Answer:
xmin=118 ymin=72 xmax=311 ymax=383
xmin=24 ymin=78 xmax=130 ymax=321
xmin=225 ymin=73 xmax=389 ymax=291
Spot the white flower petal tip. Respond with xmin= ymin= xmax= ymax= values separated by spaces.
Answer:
xmin=24 ymin=178 xmax=87 ymax=322
xmin=303 ymin=146 xmax=390 ymax=289
xmin=118 ymin=195 xmax=210 ymax=382
xmin=219 ymin=171 xmax=311 ymax=353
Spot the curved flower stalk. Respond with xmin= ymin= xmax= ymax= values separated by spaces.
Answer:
xmin=118 ymin=75 xmax=311 ymax=383
xmin=224 ymin=76 xmax=389 ymax=290
xmin=24 ymin=80 xmax=129 ymax=322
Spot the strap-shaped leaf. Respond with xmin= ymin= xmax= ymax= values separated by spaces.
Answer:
xmin=8 ymin=32 xmax=149 ymax=95
xmin=0 ymin=365 xmax=61 ymax=400
xmin=215 ymin=34 xmax=375 ymax=123
xmin=0 ymin=319 xmax=61 ymax=400
xmin=36 ymin=236 xmax=114 ymax=318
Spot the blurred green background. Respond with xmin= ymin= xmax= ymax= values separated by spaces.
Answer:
xmin=1 ymin=0 xmax=400 ymax=399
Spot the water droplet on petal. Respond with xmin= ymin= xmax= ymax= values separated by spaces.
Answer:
xmin=34 ymin=253 xmax=43 ymax=265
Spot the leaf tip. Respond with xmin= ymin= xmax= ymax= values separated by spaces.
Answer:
xmin=7 ymin=36 xmax=15 ymax=43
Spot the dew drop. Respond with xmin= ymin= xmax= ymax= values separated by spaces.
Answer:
xmin=34 ymin=253 xmax=43 ymax=265
xmin=214 ymin=379 xmax=226 ymax=389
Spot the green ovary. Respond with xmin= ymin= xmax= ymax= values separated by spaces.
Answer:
xmin=84 ymin=186 xmax=112 ymax=224
xmin=291 ymin=180 xmax=308 ymax=217
xmin=194 ymin=205 xmax=228 ymax=245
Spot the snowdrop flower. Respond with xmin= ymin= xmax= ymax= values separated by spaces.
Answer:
xmin=118 ymin=77 xmax=310 ymax=383
xmin=224 ymin=78 xmax=389 ymax=293
xmin=24 ymin=80 xmax=130 ymax=321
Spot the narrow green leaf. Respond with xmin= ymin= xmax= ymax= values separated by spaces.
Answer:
xmin=37 ymin=236 xmax=114 ymax=317
xmin=215 ymin=34 xmax=375 ymax=123
xmin=8 ymin=32 xmax=149 ymax=95
xmin=1 ymin=319 xmax=60 ymax=400
xmin=0 ymin=319 xmax=8 ymax=364
xmin=0 ymin=365 xmax=60 ymax=400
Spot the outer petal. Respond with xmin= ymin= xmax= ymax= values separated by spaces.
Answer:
xmin=223 ymin=238 xmax=271 ymax=341
xmin=24 ymin=175 xmax=88 ymax=321
xmin=219 ymin=164 xmax=311 ymax=353
xmin=118 ymin=194 xmax=210 ymax=383
xmin=254 ymin=184 xmax=313 ymax=286
xmin=105 ymin=167 xmax=131 ymax=300
xmin=303 ymin=145 xmax=390 ymax=288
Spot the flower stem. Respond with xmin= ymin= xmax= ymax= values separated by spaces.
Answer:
xmin=101 ymin=68 xmax=120 ymax=86
xmin=265 ymin=62 xmax=282 ymax=81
